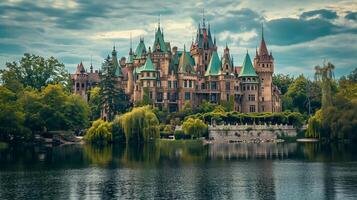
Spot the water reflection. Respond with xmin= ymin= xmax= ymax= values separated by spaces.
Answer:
xmin=0 ymin=141 xmax=357 ymax=199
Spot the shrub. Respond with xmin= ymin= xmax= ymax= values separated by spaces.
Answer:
xmin=84 ymin=119 xmax=112 ymax=144
xmin=182 ymin=118 xmax=208 ymax=139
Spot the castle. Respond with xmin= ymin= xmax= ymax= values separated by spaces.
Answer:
xmin=72 ymin=18 xmax=281 ymax=113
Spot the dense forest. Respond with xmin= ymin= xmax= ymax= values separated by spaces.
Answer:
xmin=1 ymin=54 xmax=356 ymax=144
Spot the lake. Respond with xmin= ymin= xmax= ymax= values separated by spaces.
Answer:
xmin=1 ymin=141 xmax=357 ymax=199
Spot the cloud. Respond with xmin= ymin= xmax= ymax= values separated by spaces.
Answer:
xmin=300 ymin=9 xmax=338 ymax=20
xmin=0 ymin=43 xmax=25 ymax=54
xmin=265 ymin=17 xmax=356 ymax=45
xmin=91 ymin=30 xmax=148 ymax=40
xmin=345 ymin=12 xmax=357 ymax=20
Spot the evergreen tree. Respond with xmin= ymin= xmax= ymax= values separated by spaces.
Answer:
xmin=99 ymin=56 xmax=129 ymax=121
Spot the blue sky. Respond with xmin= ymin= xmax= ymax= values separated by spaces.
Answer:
xmin=0 ymin=0 xmax=356 ymax=78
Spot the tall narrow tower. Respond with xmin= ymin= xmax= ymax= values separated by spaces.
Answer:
xmin=253 ymin=25 xmax=275 ymax=112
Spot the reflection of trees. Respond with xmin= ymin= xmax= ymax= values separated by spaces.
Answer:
xmin=83 ymin=144 xmax=113 ymax=166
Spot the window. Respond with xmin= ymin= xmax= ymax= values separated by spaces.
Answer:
xmin=157 ymin=92 xmax=163 ymax=102
xmin=205 ymin=53 xmax=208 ymax=61
xmin=81 ymin=83 xmax=84 ymax=88
xmin=226 ymin=82 xmax=230 ymax=90
xmin=149 ymin=91 xmax=153 ymax=99
xmin=168 ymin=81 xmax=172 ymax=88
xmin=167 ymin=92 xmax=170 ymax=100
xmin=184 ymin=80 xmax=187 ymax=88
xmin=262 ymin=105 xmax=265 ymax=112
xmin=173 ymin=81 xmax=177 ymax=88
xmin=189 ymin=80 xmax=192 ymax=88
xmin=248 ymin=94 xmax=255 ymax=101
xmin=226 ymin=94 xmax=229 ymax=101
xmin=201 ymin=83 xmax=206 ymax=89
xmin=249 ymin=105 xmax=256 ymax=112
xmin=211 ymin=82 xmax=217 ymax=90
xmin=262 ymin=97 xmax=265 ymax=102
xmin=185 ymin=92 xmax=191 ymax=100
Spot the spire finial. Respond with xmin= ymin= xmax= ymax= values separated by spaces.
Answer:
xmin=261 ymin=23 xmax=264 ymax=40
xmin=90 ymin=56 xmax=93 ymax=73
xmin=130 ymin=32 xmax=132 ymax=49
xmin=202 ymin=8 xmax=206 ymax=28
xmin=158 ymin=14 xmax=161 ymax=28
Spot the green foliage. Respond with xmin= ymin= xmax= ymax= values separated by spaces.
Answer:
xmin=307 ymin=64 xmax=357 ymax=140
xmin=188 ymin=111 xmax=305 ymax=128
xmin=135 ymin=87 xmax=153 ymax=107
xmin=174 ymin=130 xmax=190 ymax=140
xmin=88 ymin=87 xmax=101 ymax=120
xmin=117 ymin=106 xmax=159 ymax=143
xmin=84 ymin=119 xmax=112 ymax=144
xmin=0 ymin=53 xmax=70 ymax=90
xmin=0 ymin=83 xmax=90 ymax=142
xmin=182 ymin=118 xmax=208 ymax=138
xmin=273 ymin=73 xmax=294 ymax=95
xmin=99 ymin=56 xmax=129 ymax=121
xmin=0 ymin=86 xmax=30 ymax=141
xmin=283 ymin=75 xmax=321 ymax=114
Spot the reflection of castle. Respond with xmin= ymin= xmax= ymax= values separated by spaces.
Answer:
xmin=72 ymin=17 xmax=281 ymax=113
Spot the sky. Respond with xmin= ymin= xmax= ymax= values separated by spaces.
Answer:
xmin=0 ymin=0 xmax=356 ymax=78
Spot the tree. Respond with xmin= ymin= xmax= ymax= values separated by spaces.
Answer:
xmin=84 ymin=119 xmax=112 ymax=144
xmin=273 ymin=73 xmax=295 ymax=95
xmin=0 ymin=53 xmax=70 ymax=90
xmin=283 ymin=75 xmax=321 ymax=114
xmin=182 ymin=118 xmax=208 ymax=138
xmin=88 ymin=87 xmax=101 ymax=120
xmin=99 ymin=56 xmax=129 ymax=121
xmin=118 ymin=106 xmax=160 ymax=144
xmin=0 ymin=86 xmax=29 ymax=141
xmin=315 ymin=62 xmax=335 ymax=109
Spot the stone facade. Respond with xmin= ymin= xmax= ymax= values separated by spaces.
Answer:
xmin=72 ymin=19 xmax=281 ymax=113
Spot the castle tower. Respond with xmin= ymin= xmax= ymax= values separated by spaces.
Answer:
xmin=72 ymin=61 xmax=89 ymax=101
xmin=240 ymin=52 xmax=259 ymax=113
xmin=126 ymin=38 xmax=135 ymax=96
xmin=190 ymin=11 xmax=217 ymax=76
xmin=253 ymin=25 xmax=274 ymax=112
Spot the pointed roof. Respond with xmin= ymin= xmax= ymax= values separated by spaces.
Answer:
xmin=111 ymin=47 xmax=123 ymax=77
xmin=135 ymin=38 xmax=147 ymax=57
xmin=259 ymin=25 xmax=269 ymax=56
xmin=76 ymin=61 xmax=85 ymax=74
xmin=239 ymin=52 xmax=258 ymax=77
xmin=205 ymin=51 xmax=221 ymax=76
xmin=153 ymin=25 xmax=167 ymax=52
xmin=178 ymin=47 xmax=195 ymax=74
xmin=140 ymin=57 xmax=156 ymax=72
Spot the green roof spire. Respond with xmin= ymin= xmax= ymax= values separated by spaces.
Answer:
xmin=239 ymin=52 xmax=258 ymax=77
xmin=141 ymin=57 xmax=156 ymax=72
xmin=153 ymin=26 xmax=167 ymax=52
xmin=178 ymin=47 xmax=195 ymax=74
xmin=135 ymin=37 xmax=147 ymax=57
xmin=205 ymin=51 xmax=221 ymax=76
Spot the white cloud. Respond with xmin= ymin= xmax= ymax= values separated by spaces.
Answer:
xmin=90 ymin=29 xmax=148 ymax=40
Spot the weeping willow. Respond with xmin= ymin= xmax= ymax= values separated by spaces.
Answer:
xmin=84 ymin=119 xmax=112 ymax=144
xmin=118 ymin=106 xmax=159 ymax=143
xmin=306 ymin=109 xmax=322 ymax=138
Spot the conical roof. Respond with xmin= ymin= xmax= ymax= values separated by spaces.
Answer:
xmin=239 ymin=52 xmax=258 ymax=77
xmin=205 ymin=51 xmax=221 ymax=76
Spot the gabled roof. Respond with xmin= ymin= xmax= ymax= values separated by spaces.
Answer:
xmin=239 ymin=52 xmax=258 ymax=77
xmin=140 ymin=57 xmax=156 ymax=72
xmin=135 ymin=39 xmax=147 ymax=57
xmin=205 ymin=51 xmax=221 ymax=76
